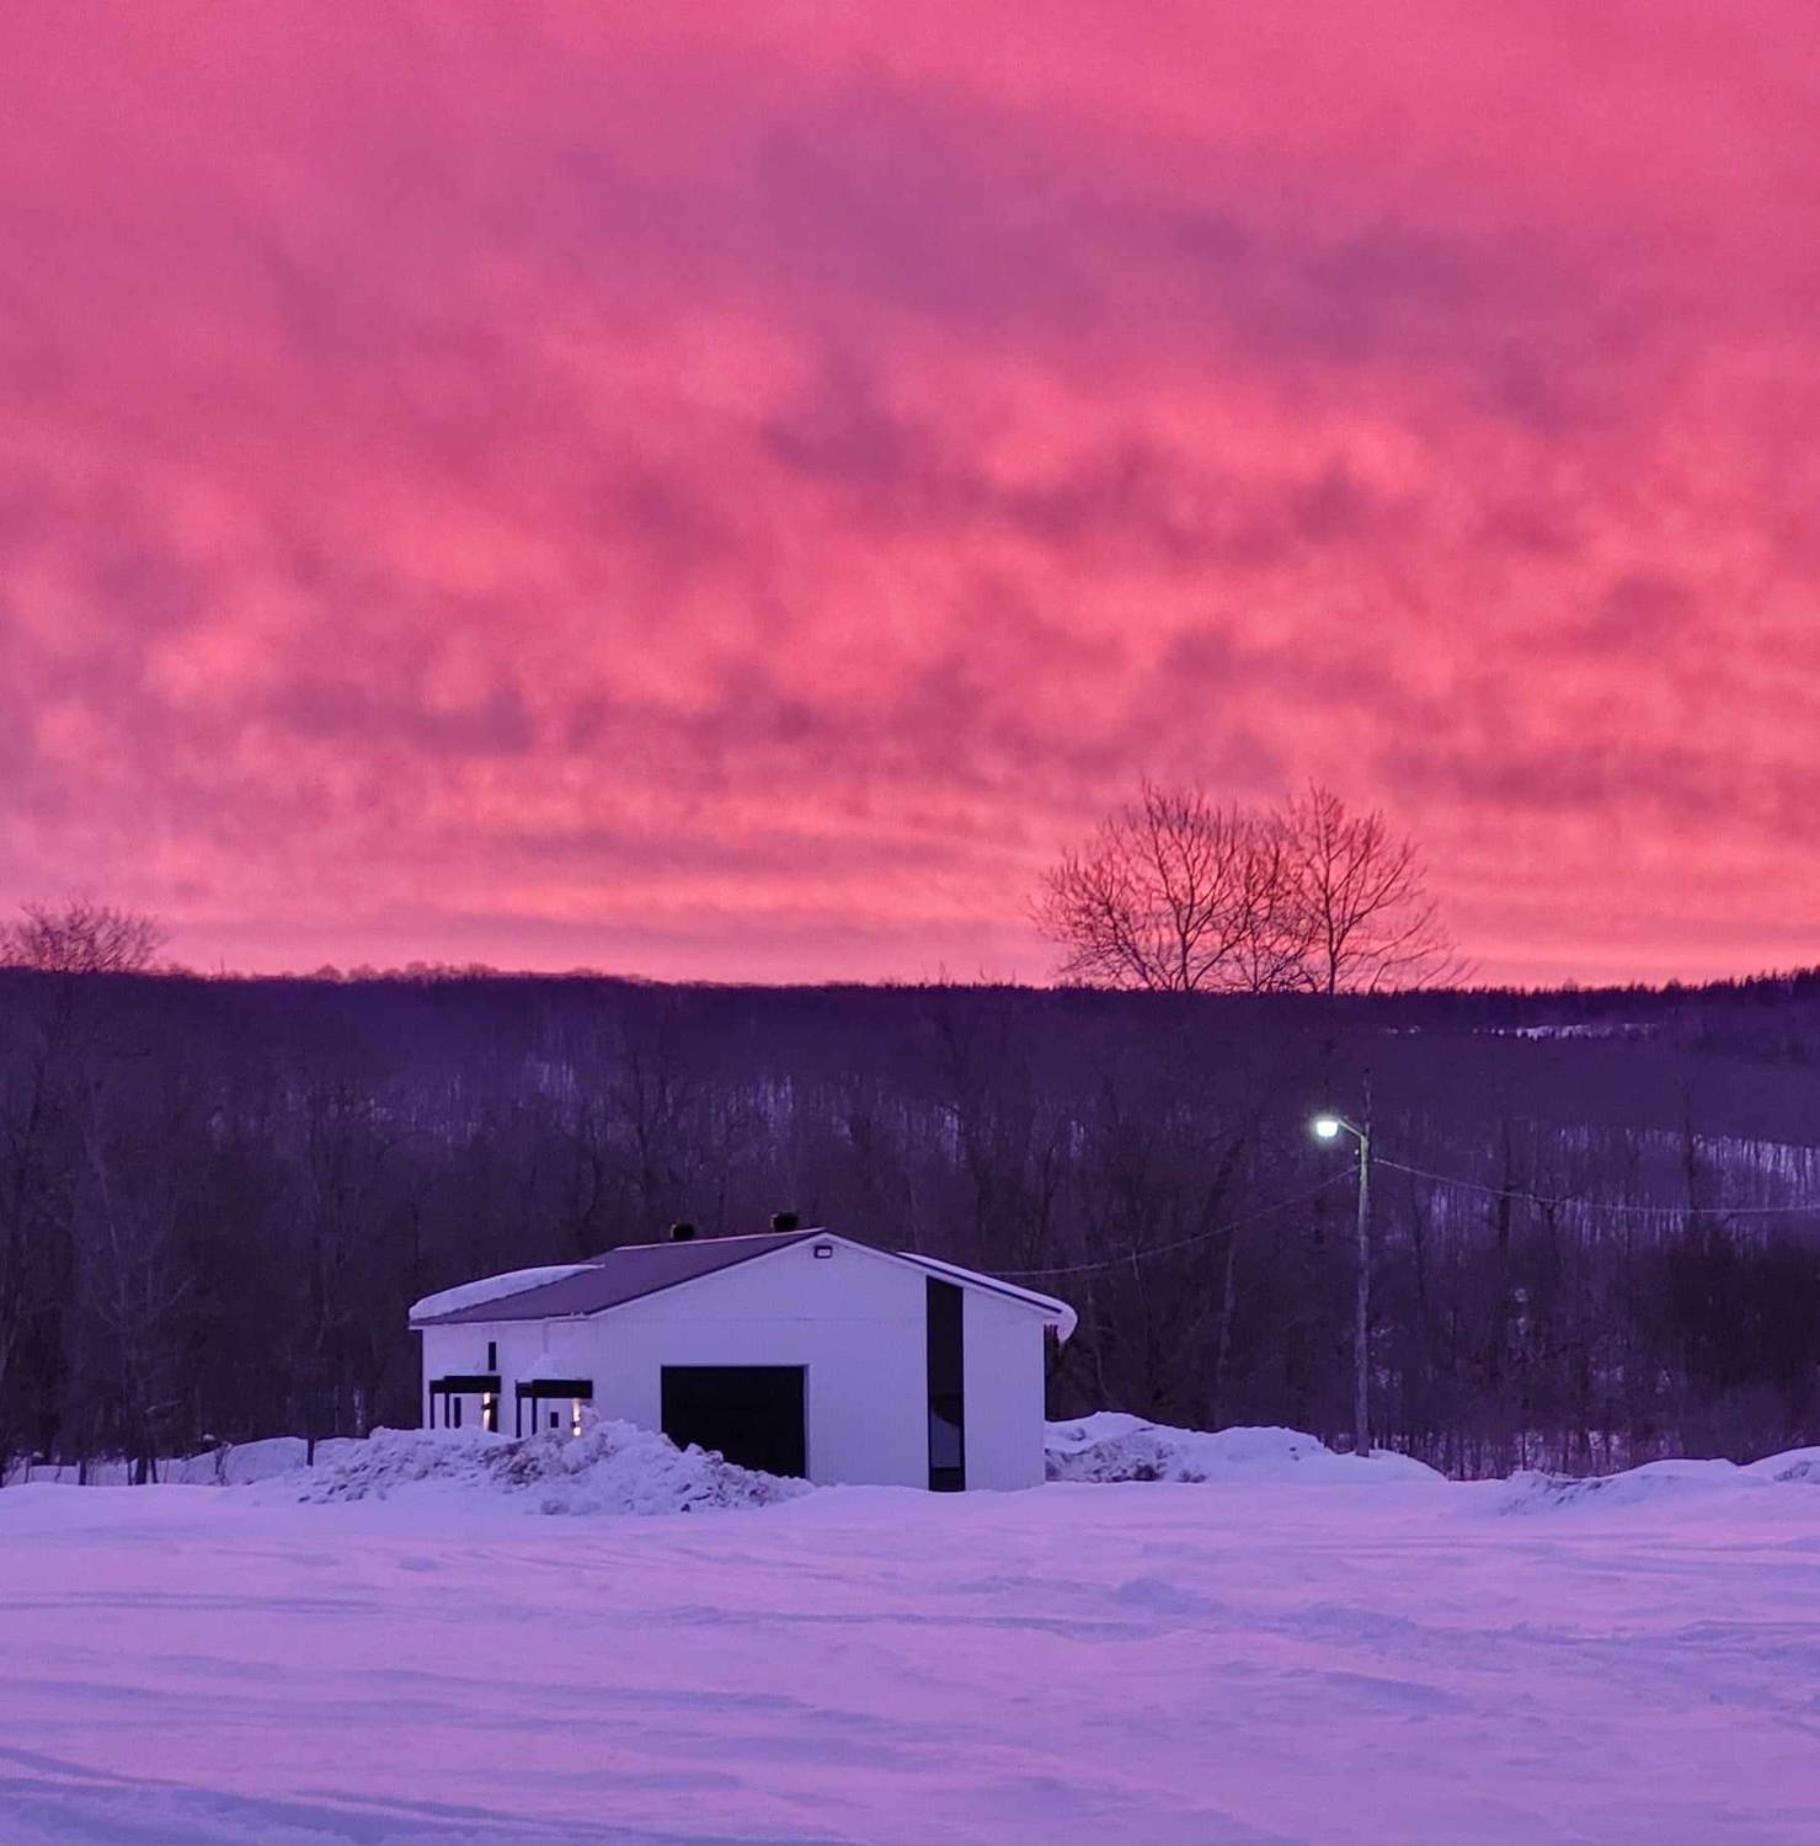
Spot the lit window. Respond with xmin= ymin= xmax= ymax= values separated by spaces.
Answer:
xmin=571 ymin=1398 xmax=584 ymax=1437
xmin=482 ymin=1392 xmax=498 ymax=1433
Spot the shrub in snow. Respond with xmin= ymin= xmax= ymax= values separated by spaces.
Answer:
xmin=285 ymin=1416 xmax=812 ymax=1516
xmin=1045 ymin=1414 xmax=1442 ymax=1485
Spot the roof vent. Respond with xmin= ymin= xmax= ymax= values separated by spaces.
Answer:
xmin=771 ymin=1210 xmax=801 ymax=1233
xmin=669 ymin=1221 xmax=698 ymax=1243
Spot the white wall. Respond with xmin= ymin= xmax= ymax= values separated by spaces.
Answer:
xmin=420 ymin=1318 xmax=570 ymax=1437
xmin=417 ymin=1238 xmax=1054 ymax=1490
xmin=960 ymin=1286 xmax=1049 ymax=1490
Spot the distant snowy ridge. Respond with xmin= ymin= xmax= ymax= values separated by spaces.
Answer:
xmin=1044 ymin=1413 xmax=1445 ymax=1484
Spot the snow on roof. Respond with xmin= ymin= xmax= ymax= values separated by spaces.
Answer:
xmin=409 ymin=1264 xmax=598 ymax=1323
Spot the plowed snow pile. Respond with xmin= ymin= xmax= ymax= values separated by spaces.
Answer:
xmin=1497 ymin=1446 xmax=1820 ymax=1513
xmin=278 ymin=1419 xmax=811 ymax=1516
xmin=1045 ymin=1412 xmax=1443 ymax=1483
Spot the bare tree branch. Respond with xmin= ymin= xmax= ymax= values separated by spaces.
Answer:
xmin=1280 ymin=784 xmax=1466 ymax=994
xmin=1037 ymin=782 xmax=1464 ymax=994
xmin=1035 ymin=784 xmax=1303 ymax=993
xmin=1 ymin=899 xmax=167 ymax=976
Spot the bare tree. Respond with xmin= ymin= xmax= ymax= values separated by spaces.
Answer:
xmin=2 ymin=899 xmax=166 ymax=976
xmin=1038 ymin=783 xmax=1457 ymax=995
xmin=1280 ymin=785 xmax=1462 ymax=994
xmin=1035 ymin=784 xmax=1300 ymax=993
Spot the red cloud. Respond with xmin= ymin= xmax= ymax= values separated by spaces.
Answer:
xmin=2 ymin=2 xmax=1817 ymax=984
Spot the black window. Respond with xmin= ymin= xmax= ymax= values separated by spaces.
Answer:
xmin=661 ymin=1366 xmax=806 ymax=1478
xmin=487 ymin=1341 xmax=498 ymax=1371
xmin=927 ymin=1278 xmax=966 ymax=1491
xmin=452 ymin=1396 xmax=463 ymax=1429
xmin=549 ymin=1411 xmax=559 ymax=1430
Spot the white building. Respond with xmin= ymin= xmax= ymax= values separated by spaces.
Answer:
xmin=409 ymin=1225 xmax=1075 ymax=1491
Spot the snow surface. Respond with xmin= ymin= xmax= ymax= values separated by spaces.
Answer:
xmin=4 ymin=1439 xmax=1820 ymax=1842
xmin=407 ymin=1262 xmax=594 ymax=1322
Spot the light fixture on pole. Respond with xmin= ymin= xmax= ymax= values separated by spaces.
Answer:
xmin=1310 ymin=1109 xmax=1372 ymax=1457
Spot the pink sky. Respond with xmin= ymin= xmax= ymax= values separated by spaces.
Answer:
xmin=4 ymin=2 xmax=1818 ymax=985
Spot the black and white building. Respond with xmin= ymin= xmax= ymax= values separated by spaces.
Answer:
xmin=410 ymin=1225 xmax=1075 ymax=1491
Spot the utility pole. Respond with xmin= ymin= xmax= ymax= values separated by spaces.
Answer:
xmin=1351 ymin=1090 xmax=1372 ymax=1458
xmin=1312 ymin=1087 xmax=1373 ymax=1457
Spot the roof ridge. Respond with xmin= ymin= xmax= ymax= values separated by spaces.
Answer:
xmin=601 ymin=1227 xmax=821 ymax=1253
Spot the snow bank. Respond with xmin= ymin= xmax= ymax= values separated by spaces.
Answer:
xmin=1498 ymin=1459 xmax=1748 ymax=1514
xmin=1045 ymin=1414 xmax=1443 ymax=1484
xmin=278 ymin=1418 xmax=812 ymax=1516
xmin=5 ymin=1436 xmax=365 ymax=1487
xmin=408 ymin=1261 xmax=594 ymax=1322
xmin=1744 ymin=1445 xmax=1820 ymax=1484
xmin=170 ymin=1436 xmax=365 ymax=1485
xmin=1047 ymin=1417 xmax=1820 ymax=1501
xmin=1499 ymin=1447 xmax=1820 ymax=1514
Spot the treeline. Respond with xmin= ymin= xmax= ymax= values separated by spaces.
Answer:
xmin=2 ymin=965 xmax=1819 ymax=1480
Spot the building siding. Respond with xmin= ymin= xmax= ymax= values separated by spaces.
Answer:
xmin=418 ymin=1236 xmax=1052 ymax=1490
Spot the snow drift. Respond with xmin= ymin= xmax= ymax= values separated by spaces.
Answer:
xmin=1044 ymin=1412 xmax=1443 ymax=1484
xmin=280 ymin=1417 xmax=812 ymax=1516
xmin=1497 ymin=1447 xmax=1820 ymax=1514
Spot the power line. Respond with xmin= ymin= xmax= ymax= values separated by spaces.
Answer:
xmin=999 ymin=1153 xmax=1820 ymax=1285
xmin=998 ymin=1173 xmax=1355 ymax=1280
xmin=1376 ymin=1156 xmax=1820 ymax=1220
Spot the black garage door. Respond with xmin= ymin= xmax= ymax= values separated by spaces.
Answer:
xmin=660 ymin=1365 xmax=807 ymax=1478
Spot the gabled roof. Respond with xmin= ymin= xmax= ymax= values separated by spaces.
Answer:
xmin=409 ymin=1230 xmax=816 ymax=1326
xmin=409 ymin=1228 xmax=1075 ymax=1339
xmin=408 ymin=1262 xmax=599 ymax=1323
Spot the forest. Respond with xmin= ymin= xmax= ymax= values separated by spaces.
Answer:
xmin=3 ymin=951 xmax=1819 ymax=1482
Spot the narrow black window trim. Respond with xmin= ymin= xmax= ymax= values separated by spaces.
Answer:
xmin=926 ymin=1277 xmax=966 ymax=1492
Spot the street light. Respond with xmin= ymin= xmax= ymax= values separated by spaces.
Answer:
xmin=1311 ymin=1109 xmax=1372 ymax=1458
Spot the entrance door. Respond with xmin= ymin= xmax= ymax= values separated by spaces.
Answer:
xmin=660 ymin=1366 xmax=806 ymax=1477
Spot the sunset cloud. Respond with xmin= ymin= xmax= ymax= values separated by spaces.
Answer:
xmin=2 ymin=1 xmax=1817 ymax=983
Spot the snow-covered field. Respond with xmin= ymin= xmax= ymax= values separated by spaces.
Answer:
xmin=4 ymin=1433 xmax=1820 ymax=1844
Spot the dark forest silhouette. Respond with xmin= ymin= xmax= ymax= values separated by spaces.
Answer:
xmin=3 ymin=948 xmax=1819 ymax=1481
